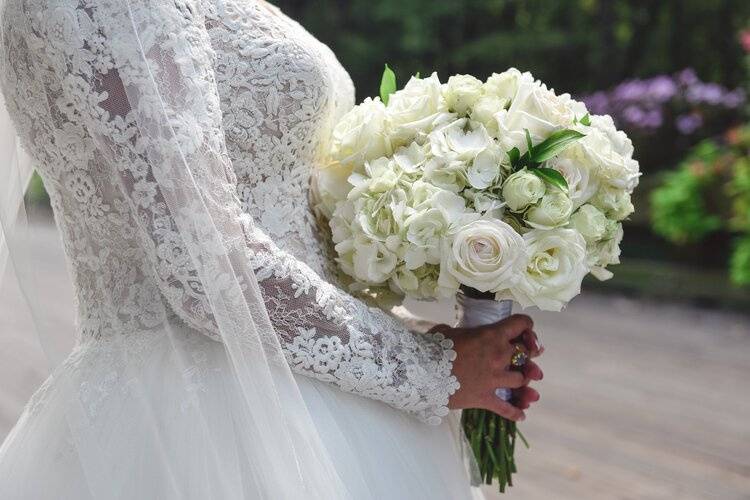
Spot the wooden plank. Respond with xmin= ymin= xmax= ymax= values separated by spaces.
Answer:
xmin=408 ymin=295 xmax=750 ymax=499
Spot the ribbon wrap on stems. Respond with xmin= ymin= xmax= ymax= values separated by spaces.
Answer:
xmin=454 ymin=290 xmax=526 ymax=493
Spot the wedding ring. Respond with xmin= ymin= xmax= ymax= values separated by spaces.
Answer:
xmin=510 ymin=344 xmax=528 ymax=368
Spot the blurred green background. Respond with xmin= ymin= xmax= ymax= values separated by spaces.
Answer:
xmin=277 ymin=0 xmax=749 ymax=97
xmin=272 ymin=0 xmax=750 ymax=309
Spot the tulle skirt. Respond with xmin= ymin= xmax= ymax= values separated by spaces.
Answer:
xmin=0 ymin=324 xmax=479 ymax=500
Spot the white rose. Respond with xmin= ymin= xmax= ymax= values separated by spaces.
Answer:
xmin=548 ymin=153 xmax=599 ymax=209
xmin=438 ymin=219 xmax=526 ymax=293
xmin=502 ymin=169 xmax=546 ymax=212
xmin=467 ymin=146 xmax=502 ymax=189
xmin=311 ymin=162 xmax=352 ymax=219
xmin=495 ymin=77 xmax=579 ymax=152
xmin=590 ymin=184 xmax=634 ymax=221
xmin=444 ymin=74 xmax=484 ymax=116
xmin=580 ymin=115 xmax=640 ymax=191
xmin=331 ymin=97 xmax=391 ymax=166
xmin=497 ymin=228 xmax=588 ymax=311
xmin=525 ymin=191 xmax=574 ymax=229
xmin=387 ymin=73 xmax=453 ymax=146
xmin=588 ymin=221 xmax=623 ymax=281
xmin=483 ymin=68 xmax=534 ymax=102
xmin=470 ymin=95 xmax=506 ymax=136
xmin=569 ymin=204 xmax=607 ymax=243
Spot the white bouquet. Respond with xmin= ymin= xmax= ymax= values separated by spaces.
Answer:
xmin=313 ymin=66 xmax=639 ymax=491
xmin=315 ymin=67 xmax=638 ymax=311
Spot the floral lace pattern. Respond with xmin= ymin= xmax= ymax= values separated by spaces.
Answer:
xmin=0 ymin=0 xmax=458 ymax=423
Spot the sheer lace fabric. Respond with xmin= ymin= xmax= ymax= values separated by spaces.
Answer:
xmin=0 ymin=0 xmax=458 ymax=423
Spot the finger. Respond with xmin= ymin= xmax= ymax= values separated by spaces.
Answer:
xmin=484 ymin=396 xmax=526 ymax=422
xmin=513 ymin=386 xmax=540 ymax=409
xmin=497 ymin=371 xmax=527 ymax=389
xmin=500 ymin=314 xmax=534 ymax=342
xmin=522 ymin=360 xmax=543 ymax=381
xmin=521 ymin=329 xmax=543 ymax=358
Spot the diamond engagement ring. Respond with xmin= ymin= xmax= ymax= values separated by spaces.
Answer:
xmin=510 ymin=344 xmax=528 ymax=368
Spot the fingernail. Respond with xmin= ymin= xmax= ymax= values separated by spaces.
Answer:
xmin=531 ymin=337 xmax=540 ymax=352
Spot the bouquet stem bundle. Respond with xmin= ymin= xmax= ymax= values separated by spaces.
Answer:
xmin=457 ymin=287 xmax=528 ymax=492
xmin=462 ymin=409 xmax=528 ymax=492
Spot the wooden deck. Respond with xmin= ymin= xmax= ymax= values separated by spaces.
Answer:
xmin=2 ymin=222 xmax=749 ymax=499
xmin=408 ymin=295 xmax=750 ymax=500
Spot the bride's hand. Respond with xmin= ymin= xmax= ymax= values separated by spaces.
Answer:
xmin=430 ymin=314 xmax=543 ymax=421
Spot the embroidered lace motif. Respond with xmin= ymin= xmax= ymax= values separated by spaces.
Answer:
xmin=0 ymin=0 xmax=458 ymax=423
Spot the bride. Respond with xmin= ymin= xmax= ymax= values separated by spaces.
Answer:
xmin=0 ymin=0 xmax=543 ymax=498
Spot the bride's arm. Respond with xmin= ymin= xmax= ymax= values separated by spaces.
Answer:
xmin=245 ymin=227 xmax=459 ymax=423
xmin=57 ymin=0 xmax=458 ymax=423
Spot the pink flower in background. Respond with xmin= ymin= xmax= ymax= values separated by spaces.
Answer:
xmin=740 ymin=30 xmax=750 ymax=52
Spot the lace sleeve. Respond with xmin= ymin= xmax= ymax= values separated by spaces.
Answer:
xmin=248 ymin=228 xmax=459 ymax=423
xmin=54 ymin=0 xmax=458 ymax=423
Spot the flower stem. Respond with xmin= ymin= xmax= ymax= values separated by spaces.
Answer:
xmin=462 ymin=409 xmax=529 ymax=493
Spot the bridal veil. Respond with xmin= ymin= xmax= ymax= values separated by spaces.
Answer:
xmin=0 ymin=1 xmax=350 ymax=497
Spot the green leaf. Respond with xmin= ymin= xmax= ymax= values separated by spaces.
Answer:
xmin=580 ymin=113 xmax=591 ymax=126
xmin=531 ymin=167 xmax=569 ymax=191
xmin=529 ymin=129 xmax=585 ymax=163
xmin=380 ymin=63 xmax=397 ymax=105
xmin=524 ymin=129 xmax=534 ymax=156
xmin=414 ymin=71 xmax=421 ymax=79
xmin=508 ymin=147 xmax=520 ymax=168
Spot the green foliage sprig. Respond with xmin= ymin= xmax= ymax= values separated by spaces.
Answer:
xmin=509 ymin=128 xmax=586 ymax=191
xmin=379 ymin=64 xmax=397 ymax=104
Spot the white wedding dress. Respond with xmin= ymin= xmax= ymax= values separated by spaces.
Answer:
xmin=0 ymin=0 xmax=479 ymax=498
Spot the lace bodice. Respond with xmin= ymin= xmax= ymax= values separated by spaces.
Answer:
xmin=0 ymin=0 xmax=458 ymax=423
